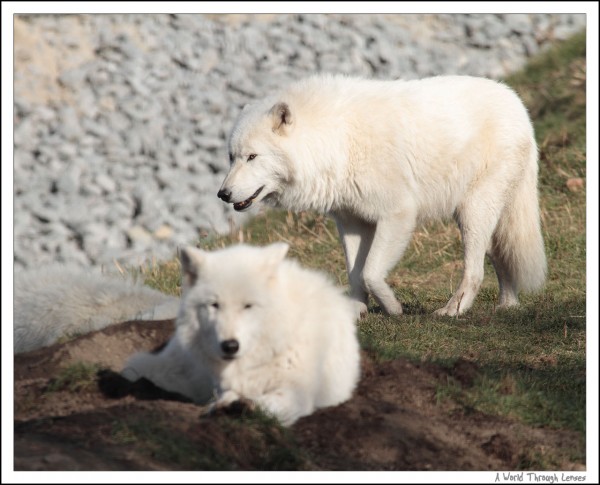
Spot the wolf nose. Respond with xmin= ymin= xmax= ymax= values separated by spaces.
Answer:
xmin=217 ymin=188 xmax=231 ymax=202
xmin=221 ymin=339 xmax=239 ymax=356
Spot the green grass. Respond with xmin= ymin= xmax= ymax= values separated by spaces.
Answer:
xmin=45 ymin=362 xmax=104 ymax=393
xmin=135 ymin=258 xmax=183 ymax=296
xmin=128 ymin=31 xmax=587 ymax=463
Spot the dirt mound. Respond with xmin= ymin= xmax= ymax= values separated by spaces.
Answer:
xmin=13 ymin=320 xmax=584 ymax=471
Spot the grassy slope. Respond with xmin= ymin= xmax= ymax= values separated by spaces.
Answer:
xmin=142 ymin=31 xmax=587 ymax=465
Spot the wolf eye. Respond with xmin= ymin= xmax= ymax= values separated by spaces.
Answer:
xmin=210 ymin=302 xmax=220 ymax=310
xmin=243 ymin=303 xmax=253 ymax=310
xmin=246 ymin=154 xmax=257 ymax=162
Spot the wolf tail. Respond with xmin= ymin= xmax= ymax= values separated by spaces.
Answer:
xmin=490 ymin=147 xmax=547 ymax=298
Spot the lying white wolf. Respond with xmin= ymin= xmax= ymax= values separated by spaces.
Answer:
xmin=122 ymin=243 xmax=360 ymax=426
xmin=218 ymin=74 xmax=547 ymax=316
xmin=14 ymin=265 xmax=179 ymax=354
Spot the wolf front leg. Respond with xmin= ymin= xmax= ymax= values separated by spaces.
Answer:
xmin=361 ymin=211 xmax=417 ymax=315
xmin=334 ymin=212 xmax=376 ymax=317
xmin=253 ymin=387 xmax=315 ymax=427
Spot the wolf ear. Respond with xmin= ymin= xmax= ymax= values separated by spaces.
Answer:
xmin=265 ymin=242 xmax=289 ymax=263
xmin=270 ymin=102 xmax=292 ymax=135
xmin=179 ymin=246 xmax=206 ymax=291
xmin=262 ymin=242 xmax=289 ymax=279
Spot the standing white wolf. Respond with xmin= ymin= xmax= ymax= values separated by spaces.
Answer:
xmin=123 ymin=243 xmax=360 ymax=426
xmin=218 ymin=74 xmax=547 ymax=316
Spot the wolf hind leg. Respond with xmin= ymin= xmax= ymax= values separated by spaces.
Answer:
xmin=488 ymin=246 xmax=519 ymax=308
xmin=435 ymin=185 xmax=505 ymax=316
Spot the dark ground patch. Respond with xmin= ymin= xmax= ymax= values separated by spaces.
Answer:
xmin=13 ymin=320 xmax=584 ymax=471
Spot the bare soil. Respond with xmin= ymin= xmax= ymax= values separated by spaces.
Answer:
xmin=13 ymin=320 xmax=584 ymax=471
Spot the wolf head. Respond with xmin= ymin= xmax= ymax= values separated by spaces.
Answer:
xmin=217 ymin=101 xmax=295 ymax=212
xmin=176 ymin=243 xmax=290 ymax=364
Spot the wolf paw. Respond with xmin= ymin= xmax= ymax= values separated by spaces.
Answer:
xmin=382 ymin=301 xmax=403 ymax=316
xmin=496 ymin=298 xmax=519 ymax=310
xmin=353 ymin=301 xmax=369 ymax=319
xmin=434 ymin=302 xmax=464 ymax=317
xmin=433 ymin=307 xmax=457 ymax=317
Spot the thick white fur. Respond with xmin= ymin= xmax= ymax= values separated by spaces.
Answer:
xmin=219 ymin=74 xmax=547 ymax=316
xmin=14 ymin=265 xmax=179 ymax=354
xmin=122 ymin=243 xmax=360 ymax=426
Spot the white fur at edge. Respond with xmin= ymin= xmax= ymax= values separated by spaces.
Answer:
xmin=14 ymin=266 xmax=179 ymax=354
xmin=122 ymin=243 xmax=361 ymax=426
xmin=219 ymin=74 xmax=547 ymax=316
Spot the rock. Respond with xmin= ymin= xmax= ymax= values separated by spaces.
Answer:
xmin=12 ymin=13 xmax=587 ymax=270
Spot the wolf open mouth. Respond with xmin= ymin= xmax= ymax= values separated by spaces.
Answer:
xmin=233 ymin=186 xmax=264 ymax=212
